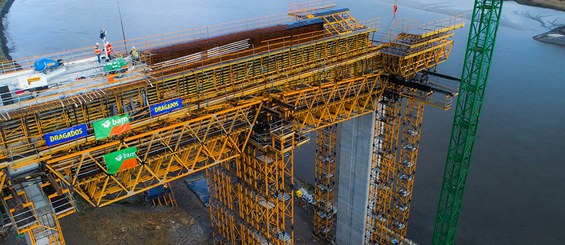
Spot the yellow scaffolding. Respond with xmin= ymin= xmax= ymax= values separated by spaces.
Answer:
xmin=0 ymin=7 xmax=466 ymax=244
xmin=44 ymin=101 xmax=262 ymax=207
xmin=313 ymin=124 xmax=337 ymax=240
xmin=208 ymin=121 xmax=300 ymax=244
xmin=365 ymin=92 xmax=402 ymax=244
xmin=390 ymin=96 xmax=424 ymax=240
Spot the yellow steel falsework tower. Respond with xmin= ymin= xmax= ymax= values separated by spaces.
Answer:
xmin=0 ymin=1 xmax=466 ymax=244
xmin=313 ymin=124 xmax=338 ymax=240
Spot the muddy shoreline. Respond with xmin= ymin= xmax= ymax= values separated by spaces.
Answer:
xmin=0 ymin=0 xmax=15 ymax=61
xmin=533 ymin=25 xmax=565 ymax=46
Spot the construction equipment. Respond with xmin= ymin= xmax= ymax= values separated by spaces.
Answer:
xmin=0 ymin=1 xmax=468 ymax=244
xmin=432 ymin=0 xmax=504 ymax=244
xmin=33 ymin=58 xmax=63 ymax=73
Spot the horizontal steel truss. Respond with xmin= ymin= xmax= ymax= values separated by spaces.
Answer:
xmin=44 ymin=101 xmax=262 ymax=207
xmin=379 ymin=27 xmax=457 ymax=78
xmin=0 ymin=31 xmax=374 ymax=166
xmin=17 ymin=42 xmax=380 ymax=208
xmin=208 ymin=127 xmax=295 ymax=245
xmin=274 ymin=73 xmax=385 ymax=133
xmin=379 ymin=40 xmax=453 ymax=78
xmin=318 ymin=10 xmax=363 ymax=35
xmin=313 ymin=124 xmax=337 ymax=240
xmin=366 ymin=94 xmax=402 ymax=244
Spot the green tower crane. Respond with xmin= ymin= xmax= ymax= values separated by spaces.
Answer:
xmin=432 ymin=0 xmax=503 ymax=244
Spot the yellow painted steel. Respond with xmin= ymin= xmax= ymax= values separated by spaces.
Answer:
xmin=380 ymin=40 xmax=454 ymax=78
xmin=0 ymin=29 xmax=376 ymax=170
xmin=319 ymin=11 xmax=363 ymax=35
xmin=44 ymin=101 xmax=262 ymax=207
xmin=365 ymin=93 xmax=402 ymax=244
xmin=390 ymin=96 xmax=424 ymax=240
xmin=2 ymin=189 xmax=40 ymax=234
xmin=207 ymin=123 xmax=299 ymax=245
xmin=0 ymin=8 xmax=466 ymax=245
xmin=27 ymin=212 xmax=66 ymax=245
xmin=313 ymin=124 xmax=337 ymax=240
xmin=0 ymin=170 xmax=5 ymax=194
xmin=275 ymin=73 xmax=385 ymax=133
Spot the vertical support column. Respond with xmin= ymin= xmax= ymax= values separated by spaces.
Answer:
xmin=365 ymin=93 xmax=402 ymax=244
xmin=207 ymin=122 xmax=296 ymax=245
xmin=270 ymin=123 xmax=296 ymax=245
xmin=336 ymin=113 xmax=375 ymax=245
xmin=206 ymin=162 xmax=240 ymax=244
xmin=391 ymin=97 xmax=424 ymax=240
xmin=313 ymin=124 xmax=338 ymax=241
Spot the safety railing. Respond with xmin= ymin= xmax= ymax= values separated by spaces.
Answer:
xmin=0 ymin=13 xmax=294 ymax=75
xmin=359 ymin=18 xmax=382 ymax=31
xmin=288 ymin=0 xmax=337 ymax=16
xmin=0 ymin=71 xmax=150 ymax=117
xmin=412 ymin=14 xmax=465 ymax=37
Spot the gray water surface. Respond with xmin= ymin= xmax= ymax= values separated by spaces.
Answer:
xmin=4 ymin=0 xmax=565 ymax=244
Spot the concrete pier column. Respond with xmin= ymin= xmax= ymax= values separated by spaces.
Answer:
xmin=336 ymin=112 xmax=375 ymax=245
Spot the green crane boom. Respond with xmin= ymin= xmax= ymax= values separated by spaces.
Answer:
xmin=432 ymin=0 xmax=503 ymax=244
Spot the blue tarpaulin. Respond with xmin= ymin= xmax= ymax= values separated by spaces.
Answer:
xmin=34 ymin=58 xmax=59 ymax=72
xmin=286 ymin=18 xmax=325 ymax=29
xmin=146 ymin=186 xmax=166 ymax=199
xmin=185 ymin=176 xmax=209 ymax=207
xmin=313 ymin=8 xmax=350 ymax=17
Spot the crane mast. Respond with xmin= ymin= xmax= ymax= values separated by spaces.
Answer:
xmin=432 ymin=0 xmax=503 ymax=243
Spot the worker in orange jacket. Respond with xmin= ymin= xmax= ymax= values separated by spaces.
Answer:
xmin=105 ymin=42 xmax=113 ymax=61
xmin=94 ymin=43 xmax=101 ymax=63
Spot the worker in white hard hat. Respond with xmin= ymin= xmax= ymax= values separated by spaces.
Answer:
xmin=94 ymin=43 xmax=101 ymax=63
xmin=129 ymin=46 xmax=139 ymax=64
xmin=130 ymin=46 xmax=139 ymax=64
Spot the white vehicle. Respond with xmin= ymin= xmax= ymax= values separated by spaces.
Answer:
xmin=17 ymin=73 xmax=48 ymax=91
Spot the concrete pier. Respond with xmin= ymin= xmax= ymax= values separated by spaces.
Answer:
xmin=336 ymin=112 xmax=375 ymax=245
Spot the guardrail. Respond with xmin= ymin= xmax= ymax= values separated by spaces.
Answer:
xmin=288 ymin=0 xmax=337 ymax=16
xmin=0 ymin=13 xmax=294 ymax=75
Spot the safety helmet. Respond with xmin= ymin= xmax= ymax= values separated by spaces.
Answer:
xmin=96 ymin=43 xmax=99 ymax=46
xmin=132 ymin=46 xmax=135 ymax=49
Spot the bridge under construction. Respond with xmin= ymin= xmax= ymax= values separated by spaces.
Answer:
xmin=0 ymin=1 xmax=469 ymax=244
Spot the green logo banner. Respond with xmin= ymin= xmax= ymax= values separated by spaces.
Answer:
xmin=93 ymin=114 xmax=131 ymax=140
xmin=103 ymin=147 xmax=138 ymax=174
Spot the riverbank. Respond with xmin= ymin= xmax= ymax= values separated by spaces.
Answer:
xmin=513 ymin=0 xmax=565 ymax=11
xmin=0 ymin=0 xmax=15 ymax=61
xmin=534 ymin=25 xmax=565 ymax=45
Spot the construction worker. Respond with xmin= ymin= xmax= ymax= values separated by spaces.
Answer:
xmin=94 ymin=43 xmax=101 ymax=63
xmin=117 ymin=50 xmax=123 ymax=59
xmin=296 ymin=189 xmax=303 ymax=199
xmin=130 ymin=46 xmax=139 ymax=64
xmin=105 ymin=41 xmax=113 ymax=61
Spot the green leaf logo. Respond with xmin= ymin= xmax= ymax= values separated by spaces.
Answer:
xmin=114 ymin=154 xmax=123 ymax=162
xmin=102 ymin=120 xmax=111 ymax=128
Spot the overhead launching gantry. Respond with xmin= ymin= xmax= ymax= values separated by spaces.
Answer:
xmin=0 ymin=1 xmax=464 ymax=244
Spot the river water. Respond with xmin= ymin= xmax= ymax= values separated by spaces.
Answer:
xmin=3 ymin=0 xmax=565 ymax=244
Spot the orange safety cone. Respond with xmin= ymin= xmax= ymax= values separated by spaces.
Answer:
xmin=108 ymin=74 xmax=115 ymax=83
